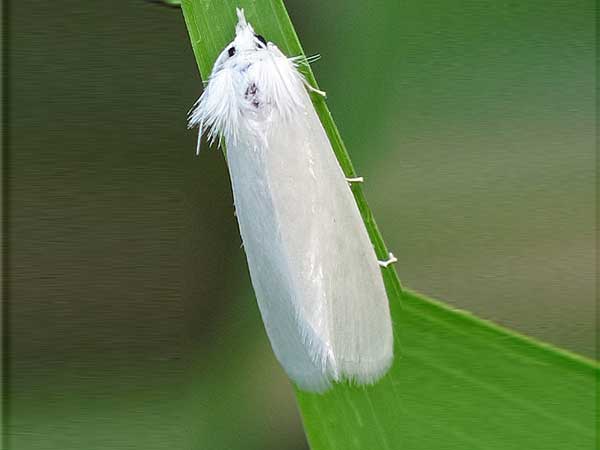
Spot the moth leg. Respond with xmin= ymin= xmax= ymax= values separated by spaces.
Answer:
xmin=195 ymin=129 xmax=202 ymax=156
xmin=304 ymin=81 xmax=327 ymax=97
xmin=378 ymin=252 xmax=398 ymax=268
xmin=345 ymin=176 xmax=364 ymax=184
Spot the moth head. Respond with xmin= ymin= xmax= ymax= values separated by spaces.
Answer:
xmin=189 ymin=8 xmax=306 ymax=147
xmin=212 ymin=8 xmax=271 ymax=72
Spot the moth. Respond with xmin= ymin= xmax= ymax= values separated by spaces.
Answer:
xmin=189 ymin=8 xmax=395 ymax=392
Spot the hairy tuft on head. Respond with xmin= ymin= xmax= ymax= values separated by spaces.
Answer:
xmin=188 ymin=8 xmax=308 ymax=150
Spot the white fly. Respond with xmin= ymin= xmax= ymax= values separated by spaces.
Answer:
xmin=189 ymin=8 xmax=394 ymax=392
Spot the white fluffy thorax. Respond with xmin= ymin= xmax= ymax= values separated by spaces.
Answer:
xmin=188 ymin=8 xmax=306 ymax=147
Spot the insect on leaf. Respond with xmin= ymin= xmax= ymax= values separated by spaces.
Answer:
xmin=180 ymin=1 xmax=599 ymax=449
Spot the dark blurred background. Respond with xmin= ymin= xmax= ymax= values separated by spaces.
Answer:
xmin=6 ymin=0 xmax=595 ymax=449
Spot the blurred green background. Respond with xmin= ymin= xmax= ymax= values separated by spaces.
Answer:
xmin=7 ymin=0 xmax=594 ymax=449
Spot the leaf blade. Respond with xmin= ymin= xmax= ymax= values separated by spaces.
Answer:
xmin=180 ymin=2 xmax=598 ymax=449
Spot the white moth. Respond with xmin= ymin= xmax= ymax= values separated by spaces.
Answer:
xmin=189 ymin=8 xmax=394 ymax=392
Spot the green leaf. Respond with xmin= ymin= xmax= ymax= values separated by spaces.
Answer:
xmin=299 ymin=289 xmax=598 ymax=449
xmin=180 ymin=1 xmax=599 ymax=449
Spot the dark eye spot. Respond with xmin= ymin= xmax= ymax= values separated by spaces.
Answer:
xmin=228 ymin=46 xmax=236 ymax=57
xmin=255 ymin=34 xmax=267 ymax=47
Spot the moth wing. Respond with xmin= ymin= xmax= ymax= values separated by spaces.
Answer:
xmin=264 ymin=88 xmax=394 ymax=386
xmin=226 ymin=123 xmax=335 ymax=392
xmin=225 ymin=63 xmax=392 ymax=392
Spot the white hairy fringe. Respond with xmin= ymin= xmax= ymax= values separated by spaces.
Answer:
xmin=188 ymin=8 xmax=310 ymax=153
